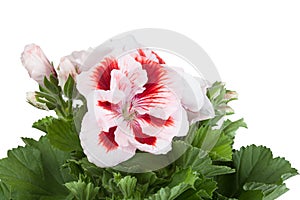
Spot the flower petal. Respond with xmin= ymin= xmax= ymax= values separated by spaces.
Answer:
xmin=131 ymin=49 xmax=166 ymax=64
xmin=98 ymin=126 xmax=119 ymax=152
xmin=132 ymin=106 xmax=189 ymax=154
xmin=130 ymin=58 xmax=180 ymax=117
xmin=163 ymin=66 xmax=215 ymax=123
xmin=80 ymin=111 xmax=136 ymax=167
xmin=86 ymin=92 xmax=119 ymax=132
xmin=114 ymin=123 xmax=133 ymax=148
xmin=129 ymin=120 xmax=173 ymax=154
xmin=118 ymin=55 xmax=148 ymax=93
xmin=137 ymin=106 xmax=189 ymax=138
xmin=76 ymin=57 xmax=119 ymax=97
xmin=66 ymin=48 xmax=93 ymax=73
xmin=110 ymin=69 xmax=132 ymax=100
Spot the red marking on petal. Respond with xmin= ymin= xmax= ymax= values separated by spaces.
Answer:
xmin=131 ymin=121 xmax=156 ymax=146
xmin=97 ymin=101 xmax=120 ymax=118
xmin=151 ymin=50 xmax=165 ymax=64
xmin=99 ymin=126 xmax=118 ymax=152
xmin=98 ymin=101 xmax=112 ymax=110
xmin=131 ymin=55 xmax=174 ymax=115
xmin=133 ymin=84 xmax=169 ymax=112
xmin=137 ymin=49 xmax=146 ymax=57
xmin=91 ymin=57 xmax=119 ymax=90
xmin=135 ymin=56 xmax=166 ymax=84
xmin=138 ymin=114 xmax=174 ymax=127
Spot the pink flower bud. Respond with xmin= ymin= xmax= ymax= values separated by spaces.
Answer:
xmin=57 ymin=48 xmax=92 ymax=87
xmin=57 ymin=57 xmax=78 ymax=87
xmin=21 ymin=44 xmax=56 ymax=85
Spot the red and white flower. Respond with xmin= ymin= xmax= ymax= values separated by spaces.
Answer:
xmin=21 ymin=44 xmax=56 ymax=85
xmin=76 ymin=49 xmax=214 ymax=167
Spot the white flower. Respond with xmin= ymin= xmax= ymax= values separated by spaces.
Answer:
xmin=76 ymin=49 xmax=215 ymax=167
xmin=58 ymin=49 xmax=92 ymax=87
xmin=21 ymin=44 xmax=56 ymax=86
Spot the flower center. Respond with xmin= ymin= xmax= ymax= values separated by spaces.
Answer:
xmin=122 ymin=103 xmax=136 ymax=121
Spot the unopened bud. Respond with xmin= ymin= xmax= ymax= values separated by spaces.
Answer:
xmin=224 ymin=91 xmax=238 ymax=101
xmin=26 ymin=92 xmax=49 ymax=111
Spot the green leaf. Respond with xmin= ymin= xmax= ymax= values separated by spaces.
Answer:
xmin=239 ymin=190 xmax=264 ymax=200
xmin=221 ymin=118 xmax=247 ymax=139
xmin=209 ymin=133 xmax=233 ymax=161
xmin=207 ymin=82 xmax=226 ymax=103
xmin=0 ymin=181 xmax=12 ymax=199
xmin=209 ymin=119 xmax=247 ymax=161
xmin=46 ymin=118 xmax=81 ymax=152
xmin=0 ymin=137 xmax=73 ymax=199
xmin=134 ymin=171 xmax=168 ymax=197
xmin=217 ymin=145 xmax=298 ymax=198
xmin=63 ymin=75 xmax=76 ymax=99
xmin=115 ymin=175 xmax=139 ymax=199
xmin=146 ymin=168 xmax=198 ymax=200
xmin=79 ymin=158 xmax=104 ymax=179
xmin=168 ymin=168 xmax=198 ymax=188
xmin=192 ymin=126 xmax=221 ymax=151
xmin=193 ymin=177 xmax=217 ymax=199
xmin=43 ymin=75 xmax=60 ymax=94
xmin=191 ymin=119 xmax=247 ymax=162
xmin=63 ymin=159 xmax=85 ymax=179
xmin=205 ymin=82 xmax=241 ymax=127
xmin=176 ymin=176 xmax=217 ymax=200
xmin=73 ymin=103 xmax=87 ymax=132
xmin=207 ymin=82 xmax=228 ymax=116
xmin=32 ymin=116 xmax=55 ymax=133
xmin=65 ymin=179 xmax=99 ymax=200
xmin=191 ymin=125 xmax=233 ymax=161
xmin=213 ymin=192 xmax=238 ymax=200
xmin=49 ymin=73 xmax=59 ymax=86
xmin=146 ymin=183 xmax=194 ymax=200
xmin=243 ymin=182 xmax=289 ymax=200
xmin=146 ymin=187 xmax=180 ymax=200
xmin=177 ymin=143 xmax=235 ymax=177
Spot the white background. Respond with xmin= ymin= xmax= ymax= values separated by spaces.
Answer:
xmin=0 ymin=1 xmax=299 ymax=199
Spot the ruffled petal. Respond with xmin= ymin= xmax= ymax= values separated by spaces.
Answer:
xmin=86 ymin=92 xmax=119 ymax=132
xmin=128 ymin=120 xmax=171 ymax=154
xmin=66 ymin=48 xmax=93 ymax=73
xmin=118 ymin=55 xmax=148 ymax=95
xmin=133 ymin=106 xmax=189 ymax=154
xmin=80 ymin=111 xmax=136 ymax=167
xmin=131 ymin=49 xmax=166 ymax=64
xmin=163 ymin=66 xmax=215 ymax=123
xmin=114 ymin=121 xmax=135 ymax=148
xmin=130 ymin=58 xmax=180 ymax=118
xmin=76 ymin=57 xmax=119 ymax=97
xmin=110 ymin=69 xmax=132 ymax=99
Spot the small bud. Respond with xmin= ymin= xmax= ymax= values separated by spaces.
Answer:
xmin=224 ymin=91 xmax=238 ymax=101
xmin=218 ymin=105 xmax=234 ymax=115
xmin=26 ymin=92 xmax=49 ymax=111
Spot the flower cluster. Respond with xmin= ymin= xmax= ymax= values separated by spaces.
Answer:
xmin=21 ymin=44 xmax=214 ymax=167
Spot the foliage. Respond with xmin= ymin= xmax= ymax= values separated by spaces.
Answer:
xmin=0 ymin=79 xmax=297 ymax=200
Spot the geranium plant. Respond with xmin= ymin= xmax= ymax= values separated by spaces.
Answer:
xmin=0 ymin=43 xmax=297 ymax=200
